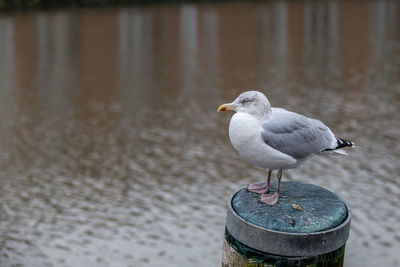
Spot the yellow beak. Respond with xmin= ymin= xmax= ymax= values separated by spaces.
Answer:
xmin=217 ymin=103 xmax=236 ymax=112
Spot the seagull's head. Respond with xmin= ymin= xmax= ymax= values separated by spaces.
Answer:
xmin=218 ymin=91 xmax=271 ymax=117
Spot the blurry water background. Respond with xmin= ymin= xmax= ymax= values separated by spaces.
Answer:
xmin=0 ymin=1 xmax=399 ymax=266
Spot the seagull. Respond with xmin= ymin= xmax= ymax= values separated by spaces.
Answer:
xmin=218 ymin=91 xmax=354 ymax=206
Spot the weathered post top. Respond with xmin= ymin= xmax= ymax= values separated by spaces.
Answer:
xmin=225 ymin=181 xmax=351 ymax=257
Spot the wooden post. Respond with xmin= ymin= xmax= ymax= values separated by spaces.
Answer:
xmin=222 ymin=181 xmax=351 ymax=267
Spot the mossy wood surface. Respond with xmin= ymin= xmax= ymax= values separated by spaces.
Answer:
xmin=222 ymin=230 xmax=345 ymax=267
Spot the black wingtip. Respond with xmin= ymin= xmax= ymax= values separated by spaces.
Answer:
xmin=323 ymin=137 xmax=354 ymax=152
xmin=336 ymin=138 xmax=354 ymax=149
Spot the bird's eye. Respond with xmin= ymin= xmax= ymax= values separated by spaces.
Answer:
xmin=241 ymin=98 xmax=250 ymax=104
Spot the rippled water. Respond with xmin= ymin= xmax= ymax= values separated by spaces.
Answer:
xmin=0 ymin=1 xmax=399 ymax=266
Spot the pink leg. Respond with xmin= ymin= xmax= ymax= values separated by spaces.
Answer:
xmin=248 ymin=170 xmax=271 ymax=194
xmin=260 ymin=169 xmax=282 ymax=206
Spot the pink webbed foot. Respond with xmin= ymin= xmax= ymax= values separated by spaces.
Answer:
xmin=247 ymin=183 xmax=270 ymax=194
xmin=260 ymin=192 xmax=279 ymax=206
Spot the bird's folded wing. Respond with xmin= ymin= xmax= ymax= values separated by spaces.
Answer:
xmin=261 ymin=108 xmax=336 ymax=159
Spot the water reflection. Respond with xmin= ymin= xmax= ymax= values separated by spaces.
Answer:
xmin=0 ymin=1 xmax=399 ymax=267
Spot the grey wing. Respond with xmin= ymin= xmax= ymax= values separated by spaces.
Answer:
xmin=261 ymin=108 xmax=336 ymax=159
